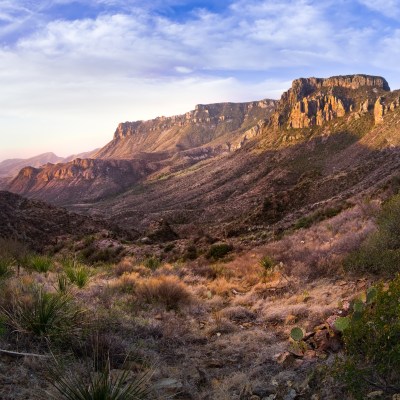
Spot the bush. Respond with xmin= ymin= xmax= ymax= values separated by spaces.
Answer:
xmin=294 ymin=206 xmax=344 ymax=230
xmin=26 ymin=254 xmax=53 ymax=273
xmin=1 ymin=284 xmax=84 ymax=342
xmin=48 ymin=355 xmax=152 ymax=400
xmin=334 ymin=276 xmax=400 ymax=398
xmin=206 ymin=243 xmax=233 ymax=260
xmin=135 ymin=276 xmax=191 ymax=310
xmin=0 ymin=256 xmax=13 ymax=278
xmin=345 ymin=193 xmax=400 ymax=274
xmin=143 ymin=256 xmax=161 ymax=271
xmin=65 ymin=265 xmax=91 ymax=288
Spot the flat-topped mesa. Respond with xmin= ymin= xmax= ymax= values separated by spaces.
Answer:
xmin=94 ymin=99 xmax=277 ymax=159
xmin=113 ymin=99 xmax=276 ymax=140
xmin=271 ymin=74 xmax=390 ymax=130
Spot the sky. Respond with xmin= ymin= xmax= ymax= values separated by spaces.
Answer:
xmin=1 ymin=0 xmax=400 ymax=161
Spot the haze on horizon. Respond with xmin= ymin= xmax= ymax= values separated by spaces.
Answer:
xmin=0 ymin=0 xmax=400 ymax=162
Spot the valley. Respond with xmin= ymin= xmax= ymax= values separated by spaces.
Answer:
xmin=1 ymin=74 xmax=400 ymax=399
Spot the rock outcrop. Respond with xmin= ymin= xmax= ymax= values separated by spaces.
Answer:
xmin=95 ymin=100 xmax=277 ymax=159
xmin=271 ymin=74 xmax=390 ymax=130
xmin=7 ymin=158 xmax=151 ymax=205
xmin=374 ymin=96 xmax=400 ymax=124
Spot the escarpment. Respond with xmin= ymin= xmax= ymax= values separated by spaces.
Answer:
xmin=270 ymin=74 xmax=391 ymax=130
xmin=95 ymin=99 xmax=277 ymax=159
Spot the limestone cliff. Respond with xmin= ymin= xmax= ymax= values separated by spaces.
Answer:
xmin=270 ymin=74 xmax=390 ymax=130
xmin=95 ymin=100 xmax=276 ymax=159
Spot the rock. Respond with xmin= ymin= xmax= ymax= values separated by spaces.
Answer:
xmin=145 ymin=219 xmax=179 ymax=243
xmin=252 ymin=386 xmax=276 ymax=397
xmin=284 ymin=388 xmax=297 ymax=400
xmin=367 ymin=391 xmax=384 ymax=398
xmin=249 ymin=396 xmax=261 ymax=400
xmin=374 ymin=97 xmax=386 ymax=124
xmin=270 ymin=74 xmax=390 ymax=130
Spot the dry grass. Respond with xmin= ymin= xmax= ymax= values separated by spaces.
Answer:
xmin=135 ymin=275 xmax=192 ymax=310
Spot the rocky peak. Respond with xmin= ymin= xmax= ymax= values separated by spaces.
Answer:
xmin=271 ymin=74 xmax=390 ymax=130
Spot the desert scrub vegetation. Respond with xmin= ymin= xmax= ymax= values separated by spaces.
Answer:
xmin=48 ymin=355 xmax=153 ymax=400
xmin=332 ymin=276 xmax=400 ymax=398
xmin=26 ymin=254 xmax=53 ymax=273
xmin=345 ymin=193 xmax=400 ymax=274
xmin=1 ymin=283 xmax=84 ymax=344
xmin=206 ymin=243 xmax=233 ymax=260
xmin=135 ymin=275 xmax=192 ymax=310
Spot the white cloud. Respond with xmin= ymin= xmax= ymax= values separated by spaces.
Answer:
xmin=358 ymin=0 xmax=400 ymax=19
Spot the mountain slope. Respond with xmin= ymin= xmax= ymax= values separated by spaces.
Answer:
xmin=0 ymin=191 xmax=134 ymax=251
xmin=94 ymin=99 xmax=277 ymax=159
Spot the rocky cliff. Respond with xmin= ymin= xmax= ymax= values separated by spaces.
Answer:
xmin=94 ymin=100 xmax=277 ymax=159
xmin=7 ymin=158 xmax=152 ymax=205
xmin=270 ymin=74 xmax=391 ymax=129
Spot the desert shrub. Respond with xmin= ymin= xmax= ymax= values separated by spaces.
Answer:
xmin=80 ymin=245 xmax=124 ymax=264
xmin=56 ymin=274 xmax=70 ymax=293
xmin=183 ymin=245 xmax=198 ymax=260
xmin=206 ymin=243 xmax=233 ymax=260
xmin=0 ymin=238 xmax=29 ymax=264
xmin=0 ymin=256 xmax=13 ymax=278
xmin=344 ymin=193 xmax=400 ymax=274
xmin=135 ymin=276 xmax=191 ymax=310
xmin=26 ymin=254 xmax=53 ymax=273
xmin=114 ymin=259 xmax=135 ymax=276
xmin=1 ymin=284 xmax=84 ymax=343
xmin=48 ymin=355 xmax=152 ymax=400
xmin=333 ymin=276 xmax=400 ymax=398
xmin=65 ymin=265 xmax=91 ymax=288
xmin=294 ymin=205 xmax=344 ymax=230
xmin=143 ymin=256 xmax=161 ymax=271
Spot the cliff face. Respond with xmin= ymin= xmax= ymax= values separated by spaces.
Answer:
xmin=271 ymin=75 xmax=391 ymax=129
xmin=95 ymin=100 xmax=277 ymax=159
xmin=7 ymin=158 xmax=151 ymax=205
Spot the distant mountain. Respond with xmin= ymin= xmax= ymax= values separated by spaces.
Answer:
xmin=0 ymin=152 xmax=64 ymax=178
xmin=5 ymin=99 xmax=277 ymax=204
xmin=0 ymin=149 xmax=99 ymax=179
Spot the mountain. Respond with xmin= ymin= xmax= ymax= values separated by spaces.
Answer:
xmin=5 ymin=99 xmax=277 ymax=204
xmin=0 ymin=149 xmax=99 ymax=179
xmin=67 ymin=74 xmax=400 ymax=239
xmin=0 ymin=152 xmax=64 ymax=178
xmin=0 ymin=191 xmax=135 ymax=251
xmin=7 ymin=74 xmax=400 ymax=244
xmin=94 ymin=99 xmax=277 ymax=159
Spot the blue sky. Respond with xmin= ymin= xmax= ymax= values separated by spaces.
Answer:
xmin=1 ymin=0 xmax=400 ymax=160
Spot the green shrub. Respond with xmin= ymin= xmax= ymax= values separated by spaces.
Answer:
xmin=143 ymin=256 xmax=161 ymax=271
xmin=345 ymin=193 xmax=400 ymax=274
xmin=1 ymin=285 xmax=84 ymax=342
xmin=206 ymin=243 xmax=233 ymax=260
xmin=27 ymin=254 xmax=53 ymax=273
xmin=65 ymin=265 xmax=91 ymax=288
xmin=0 ymin=257 xmax=13 ymax=278
xmin=334 ymin=275 xmax=400 ymax=398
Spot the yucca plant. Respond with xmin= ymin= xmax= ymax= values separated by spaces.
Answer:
xmin=66 ymin=265 xmax=91 ymax=289
xmin=48 ymin=356 xmax=153 ymax=400
xmin=2 ymin=285 xmax=84 ymax=341
xmin=56 ymin=273 xmax=70 ymax=293
xmin=27 ymin=254 xmax=53 ymax=273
